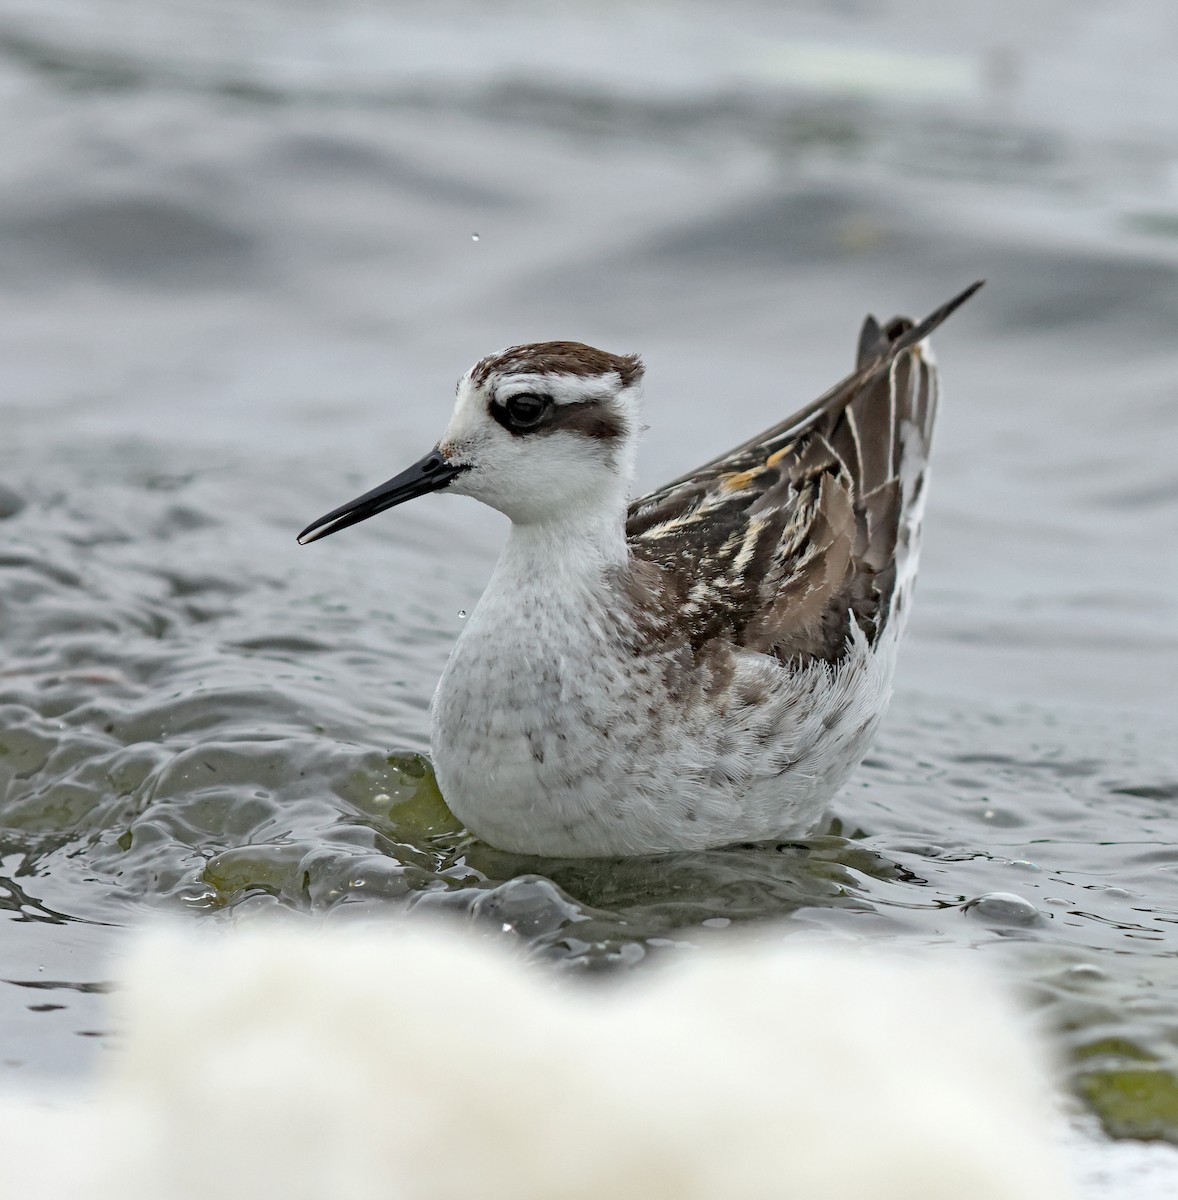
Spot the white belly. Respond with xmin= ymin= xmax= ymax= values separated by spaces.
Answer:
xmin=430 ymin=597 xmax=897 ymax=857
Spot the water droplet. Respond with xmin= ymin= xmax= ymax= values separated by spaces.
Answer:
xmin=458 ymin=610 xmax=467 ymax=619
xmin=1066 ymin=963 xmax=1107 ymax=982
xmin=471 ymin=232 xmax=480 ymax=242
xmin=961 ymin=892 xmax=1041 ymax=926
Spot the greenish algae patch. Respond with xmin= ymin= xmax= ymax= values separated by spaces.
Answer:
xmin=1072 ymin=1036 xmax=1157 ymax=1064
xmin=204 ymin=842 xmax=317 ymax=898
xmin=1078 ymin=1068 xmax=1178 ymax=1142
xmin=193 ymin=755 xmax=462 ymax=909
xmin=458 ymin=831 xmax=875 ymax=930
xmin=2 ymin=782 xmax=100 ymax=831
xmin=339 ymin=752 xmax=460 ymax=842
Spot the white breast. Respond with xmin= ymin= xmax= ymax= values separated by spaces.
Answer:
xmin=430 ymin=523 xmax=903 ymax=857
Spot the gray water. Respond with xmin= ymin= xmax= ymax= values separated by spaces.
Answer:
xmin=1 ymin=0 xmax=1177 ymax=1174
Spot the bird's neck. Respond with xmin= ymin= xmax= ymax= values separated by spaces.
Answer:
xmin=497 ymin=504 xmax=630 ymax=593
xmin=447 ymin=504 xmax=632 ymax=681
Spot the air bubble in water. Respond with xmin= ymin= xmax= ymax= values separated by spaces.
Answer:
xmin=471 ymin=233 xmax=480 ymax=242
xmin=961 ymin=892 xmax=1040 ymax=926
xmin=458 ymin=610 xmax=467 ymax=619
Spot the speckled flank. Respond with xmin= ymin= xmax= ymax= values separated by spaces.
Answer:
xmin=433 ymin=522 xmax=895 ymax=855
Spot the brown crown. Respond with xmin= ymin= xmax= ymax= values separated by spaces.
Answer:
xmin=471 ymin=341 xmax=644 ymax=389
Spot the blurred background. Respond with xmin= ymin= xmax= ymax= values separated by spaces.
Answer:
xmin=0 ymin=0 xmax=1177 ymax=1189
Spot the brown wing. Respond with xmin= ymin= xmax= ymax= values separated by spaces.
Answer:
xmin=626 ymin=282 xmax=981 ymax=665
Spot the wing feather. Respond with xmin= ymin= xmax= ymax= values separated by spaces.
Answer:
xmin=625 ymin=281 xmax=980 ymax=665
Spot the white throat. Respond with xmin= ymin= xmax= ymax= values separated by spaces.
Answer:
xmin=493 ymin=500 xmax=630 ymax=599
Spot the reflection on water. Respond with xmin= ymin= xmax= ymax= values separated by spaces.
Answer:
xmin=0 ymin=0 xmax=1177 ymax=1170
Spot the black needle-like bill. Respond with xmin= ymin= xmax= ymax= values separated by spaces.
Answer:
xmin=297 ymin=450 xmax=468 ymax=545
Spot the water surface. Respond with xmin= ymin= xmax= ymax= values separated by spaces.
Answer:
xmin=0 ymin=0 xmax=1177 ymax=1181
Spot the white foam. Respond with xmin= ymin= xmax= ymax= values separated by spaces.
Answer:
xmin=0 ymin=922 xmax=1074 ymax=1200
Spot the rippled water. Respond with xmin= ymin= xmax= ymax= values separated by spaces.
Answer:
xmin=1 ymin=0 xmax=1177 ymax=1172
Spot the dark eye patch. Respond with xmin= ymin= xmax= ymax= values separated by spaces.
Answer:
xmin=490 ymin=393 xmax=626 ymax=441
xmin=490 ymin=392 xmax=551 ymax=435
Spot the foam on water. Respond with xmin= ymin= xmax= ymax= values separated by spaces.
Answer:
xmin=0 ymin=923 xmax=1076 ymax=1200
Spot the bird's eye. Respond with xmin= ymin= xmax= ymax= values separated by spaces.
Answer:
xmin=502 ymin=393 xmax=550 ymax=431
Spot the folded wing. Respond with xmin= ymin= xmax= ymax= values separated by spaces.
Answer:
xmin=626 ymin=282 xmax=980 ymax=665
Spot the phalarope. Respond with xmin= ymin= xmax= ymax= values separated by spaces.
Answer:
xmin=299 ymin=282 xmax=982 ymax=856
